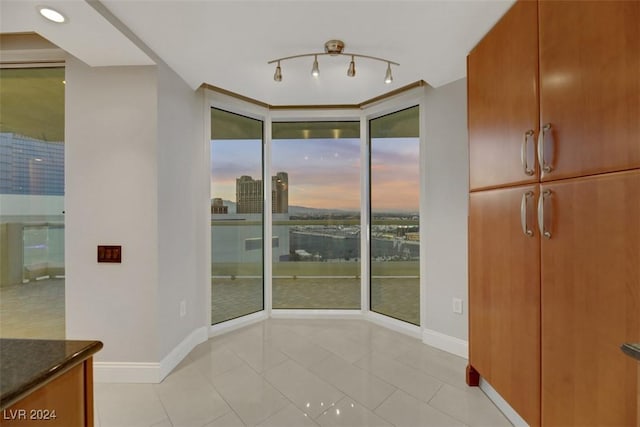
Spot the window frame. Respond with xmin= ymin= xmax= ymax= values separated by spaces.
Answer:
xmin=270 ymin=114 xmax=362 ymax=313
xmin=206 ymin=91 xmax=270 ymax=336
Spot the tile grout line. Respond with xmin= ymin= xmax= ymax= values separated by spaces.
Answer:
xmin=186 ymin=346 xmax=255 ymax=427
xmin=260 ymin=357 xmax=330 ymax=420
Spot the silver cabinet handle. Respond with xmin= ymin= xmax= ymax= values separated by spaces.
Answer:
xmin=521 ymin=130 xmax=535 ymax=176
xmin=537 ymin=123 xmax=553 ymax=173
xmin=520 ymin=191 xmax=534 ymax=236
xmin=537 ymin=189 xmax=552 ymax=239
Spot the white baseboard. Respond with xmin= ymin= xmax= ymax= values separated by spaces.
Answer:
xmin=365 ymin=311 xmax=422 ymax=339
xmin=209 ymin=311 xmax=268 ymax=338
xmin=159 ymin=326 xmax=208 ymax=381
xmin=94 ymin=326 xmax=208 ymax=383
xmin=480 ymin=377 xmax=529 ymax=427
xmin=271 ymin=309 xmax=362 ymax=319
xmin=421 ymin=328 xmax=468 ymax=359
xmin=94 ymin=362 xmax=161 ymax=383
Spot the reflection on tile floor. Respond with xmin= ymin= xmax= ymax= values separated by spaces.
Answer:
xmin=95 ymin=319 xmax=511 ymax=427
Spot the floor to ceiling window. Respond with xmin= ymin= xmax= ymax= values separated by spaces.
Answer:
xmin=210 ymin=108 xmax=264 ymax=324
xmin=271 ymin=121 xmax=361 ymax=309
xmin=369 ymin=106 xmax=420 ymax=325
xmin=0 ymin=67 xmax=66 ymax=338
xmin=208 ymin=89 xmax=423 ymax=327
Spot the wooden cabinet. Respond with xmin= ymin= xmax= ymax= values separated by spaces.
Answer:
xmin=468 ymin=0 xmax=639 ymax=426
xmin=1 ymin=358 xmax=95 ymax=427
xmin=468 ymin=0 xmax=539 ymax=191
xmin=538 ymin=1 xmax=640 ymax=182
xmin=469 ymin=0 xmax=640 ymax=190
xmin=541 ymin=171 xmax=640 ymax=426
xmin=469 ymin=185 xmax=540 ymax=426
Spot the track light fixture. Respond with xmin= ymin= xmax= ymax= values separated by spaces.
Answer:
xmin=347 ymin=56 xmax=356 ymax=77
xmin=273 ymin=61 xmax=282 ymax=82
xmin=384 ymin=62 xmax=393 ymax=84
xmin=268 ymin=40 xmax=398 ymax=84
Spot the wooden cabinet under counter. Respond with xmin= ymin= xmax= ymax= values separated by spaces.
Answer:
xmin=0 ymin=339 xmax=103 ymax=427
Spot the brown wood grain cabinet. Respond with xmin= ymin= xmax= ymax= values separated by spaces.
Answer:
xmin=469 ymin=185 xmax=541 ymax=426
xmin=1 ymin=360 xmax=94 ymax=427
xmin=468 ymin=0 xmax=640 ymax=426
xmin=541 ymin=171 xmax=640 ymax=426
xmin=538 ymin=1 xmax=640 ymax=182
xmin=468 ymin=0 xmax=539 ymax=191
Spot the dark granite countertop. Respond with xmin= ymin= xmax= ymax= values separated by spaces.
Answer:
xmin=0 ymin=338 xmax=103 ymax=409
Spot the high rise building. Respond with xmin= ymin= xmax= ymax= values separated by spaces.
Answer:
xmin=236 ymin=172 xmax=288 ymax=214
xmin=236 ymin=175 xmax=263 ymax=214
xmin=211 ymin=198 xmax=228 ymax=214
xmin=0 ymin=133 xmax=64 ymax=196
xmin=272 ymin=172 xmax=288 ymax=214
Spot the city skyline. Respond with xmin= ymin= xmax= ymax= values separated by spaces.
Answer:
xmin=211 ymin=136 xmax=419 ymax=212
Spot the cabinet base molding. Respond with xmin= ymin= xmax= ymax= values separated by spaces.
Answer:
xmin=466 ymin=364 xmax=479 ymax=386
xmin=479 ymin=377 xmax=529 ymax=427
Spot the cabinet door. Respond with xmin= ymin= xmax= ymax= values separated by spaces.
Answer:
xmin=468 ymin=0 xmax=539 ymax=191
xmin=538 ymin=1 xmax=640 ymax=181
xmin=541 ymin=170 xmax=640 ymax=426
xmin=469 ymin=185 xmax=541 ymax=426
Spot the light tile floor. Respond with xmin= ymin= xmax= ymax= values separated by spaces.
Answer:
xmin=95 ymin=319 xmax=511 ymax=427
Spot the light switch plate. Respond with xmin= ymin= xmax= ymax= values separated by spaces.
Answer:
xmin=452 ymin=298 xmax=463 ymax=314
xmin=97 ymin=245 xmax=121 ymax=263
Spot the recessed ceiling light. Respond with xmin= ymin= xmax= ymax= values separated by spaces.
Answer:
xmin=37 ymin=6 xmax=66 ymax=23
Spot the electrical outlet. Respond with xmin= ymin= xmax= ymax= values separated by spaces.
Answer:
xmin=180 ymin=300 xmax=186 ymax=317
xmin=452 ymin=298 xmax=463 ymax=314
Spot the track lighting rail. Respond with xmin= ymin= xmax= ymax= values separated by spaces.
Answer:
xmin=268 ymin=40 xmax=398 ymax=84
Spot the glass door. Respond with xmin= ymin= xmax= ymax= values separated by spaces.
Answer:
xmin=369 ymin=106 xmax=420 ymax=325
xmin=210 ymin=108 xmax=264 ymax=324
xmin=271 ymin=121 xmax=361 ymax=309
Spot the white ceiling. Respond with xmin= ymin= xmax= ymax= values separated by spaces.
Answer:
xmin=1 ymin=0 xmax=515 ymax=105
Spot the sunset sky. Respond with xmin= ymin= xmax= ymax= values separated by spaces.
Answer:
xmin=210 ymin=137 xmax=419 ymax=212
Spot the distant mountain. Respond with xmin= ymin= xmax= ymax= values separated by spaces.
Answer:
xmin=212 ymin=199 xmax=356 ymax=215
xmin=290 ymin=205 xmax=347 ymax=215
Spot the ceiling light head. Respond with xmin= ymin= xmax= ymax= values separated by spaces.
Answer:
xmin=384 ymin=63 xmax=393 ymax=84
xmin=324 ymin=40 xmax=345 ymax=56
xmin=274 ymin=61 xmax=282 ymax=82
xmin=37 ymin=6 xmax=66 ymax=23
xmin=347 ymin=56 xmax=356 ymax=77
xmin=311 ymin=55 xmax=319 ymax=77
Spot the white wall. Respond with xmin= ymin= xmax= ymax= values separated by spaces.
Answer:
xmin=65 ymin=56 xmax=160 ymax=362
xmin=156 ymin=63 xmax=207 ymax=359
xmin=65 ymin=53 xmax=207 ymax=373
xmin=423 ymin=78 xmax=469 ymax=344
